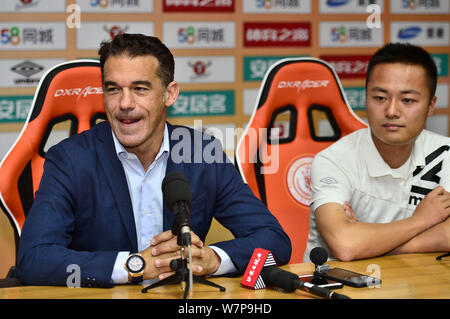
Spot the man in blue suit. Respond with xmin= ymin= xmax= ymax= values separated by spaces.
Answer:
xmin=17 ymin=34 xmax=291 ymax=287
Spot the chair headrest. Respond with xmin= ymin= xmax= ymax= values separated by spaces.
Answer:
xmin=28 ymin=60 xmax=104 ymax=131
xmin=246 ymin=58 xmax=366 ymax=143
xmin=256 ymin=58 xmax=353 ymax=117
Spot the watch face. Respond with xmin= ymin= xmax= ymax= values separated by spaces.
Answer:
xmin=127 ymin=255 xmax=145 ymax=273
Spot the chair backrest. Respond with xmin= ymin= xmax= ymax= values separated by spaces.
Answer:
xmin=0 ymin=60 xmax=105 ymax=242
xmin=236 ymin=58 xmax=367 ymax=263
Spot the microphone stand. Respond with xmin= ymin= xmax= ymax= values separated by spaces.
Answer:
xmin=141 ymin=228 xmax=226 ymax=299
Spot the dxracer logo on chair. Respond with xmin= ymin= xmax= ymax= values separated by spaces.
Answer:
xmin=277 ymin=79 xmax=329 ymax=93
xmin=54 ymin=86 xmax=103 ymax=101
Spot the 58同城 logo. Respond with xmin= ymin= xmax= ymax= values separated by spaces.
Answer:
xmin=1 ymin=26 xmax=21 ymax=46
xmin=1 ymin=25 xmax=55 ymax=47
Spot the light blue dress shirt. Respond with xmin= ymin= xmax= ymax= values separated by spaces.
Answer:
xmin=110 ymin=124 xmax=235 ymax=284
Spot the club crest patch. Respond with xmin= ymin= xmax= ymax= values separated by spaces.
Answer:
xmin=286 ymin=156 xmax=313 ymax=206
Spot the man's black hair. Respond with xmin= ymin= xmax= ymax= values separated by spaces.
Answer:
xmin=98 ymin=33 xmax=174 ymax=88
xmin=366 ymin=42 xmax=438 ymax=99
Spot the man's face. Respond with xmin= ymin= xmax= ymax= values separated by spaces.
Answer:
xmin=103 ymin=54 xmax=178 ymax=155
xmin=366 ymin=63 xmax=436 ymax=149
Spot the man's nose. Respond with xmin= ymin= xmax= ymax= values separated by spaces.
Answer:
xmin=386 ymin=98 xmax=400 ymax=118
xmin=119 ymin=89 xmax=134 ymax=110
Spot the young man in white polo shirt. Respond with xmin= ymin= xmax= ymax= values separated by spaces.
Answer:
xmin=304 ymin=43 xmax=450 ymax=262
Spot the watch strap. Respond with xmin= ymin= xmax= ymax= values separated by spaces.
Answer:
xmin=131 ymin=274 xmax=143 ymax=283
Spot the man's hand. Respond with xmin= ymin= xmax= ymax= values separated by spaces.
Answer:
xmin=343 ymin=201 xmax=358 ymax=223
xmin=140 ymin=230 xmax=221 ymax=281
xmin=412 ymin=186 xmax=450 ymax=230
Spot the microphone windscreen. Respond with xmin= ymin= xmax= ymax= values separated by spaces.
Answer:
xmin=260 ymin=266 xmax=297 ymax=292
xmin=310 ymin=247 xmax=328 ymax=265
xmin=162 ymin=172 xmax=192 ymax=208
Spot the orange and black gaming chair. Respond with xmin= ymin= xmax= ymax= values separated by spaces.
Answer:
xmin=0 ymin=60 xmax=105 ymax=285
xmin=236 ymin=58 xmax=367 ymax=264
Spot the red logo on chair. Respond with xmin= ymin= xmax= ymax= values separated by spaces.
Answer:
xmin=286 ymin=156 xmax=313 ymax=206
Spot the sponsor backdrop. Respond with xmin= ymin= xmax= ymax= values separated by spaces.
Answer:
xmin=0 ymin=0 xmax=449 ymax=275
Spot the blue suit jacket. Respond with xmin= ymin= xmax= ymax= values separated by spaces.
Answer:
xmin=17 ymin=122 xmax=291 ymax=287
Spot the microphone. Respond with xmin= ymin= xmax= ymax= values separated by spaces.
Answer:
xmin=241 ymin=248 xmax=350 ymax=299
xmin=162 ymin=172 xmax=194 ymax=296
xmin=310 ymin=247 xmax=330 ymax=272
xmin=162 ymin=172 xmax=192 ymax=246
xmin=261 ymin=267 xmax=350 ymax=299
xmin=310 ymin=247 xmax=328 ymax=265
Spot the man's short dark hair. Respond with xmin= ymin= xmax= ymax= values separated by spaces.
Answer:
xmin=98 ymin=33 xmax=174 ymax=88
xmin=366 ymin=42 xmax=438 ymax=99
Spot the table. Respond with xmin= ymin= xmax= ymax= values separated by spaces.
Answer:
xmin=0 ymin=253 xmax=448 ymax=299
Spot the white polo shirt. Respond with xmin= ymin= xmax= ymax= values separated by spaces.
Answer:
xmin=304 ymin=128 xmax=450 ymax=262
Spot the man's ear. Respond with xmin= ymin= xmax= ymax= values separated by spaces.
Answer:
xmin=427 ymin=95 xmax=437 ymax=117
xmin=164 ymin=81 xmax=179 ymax=107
